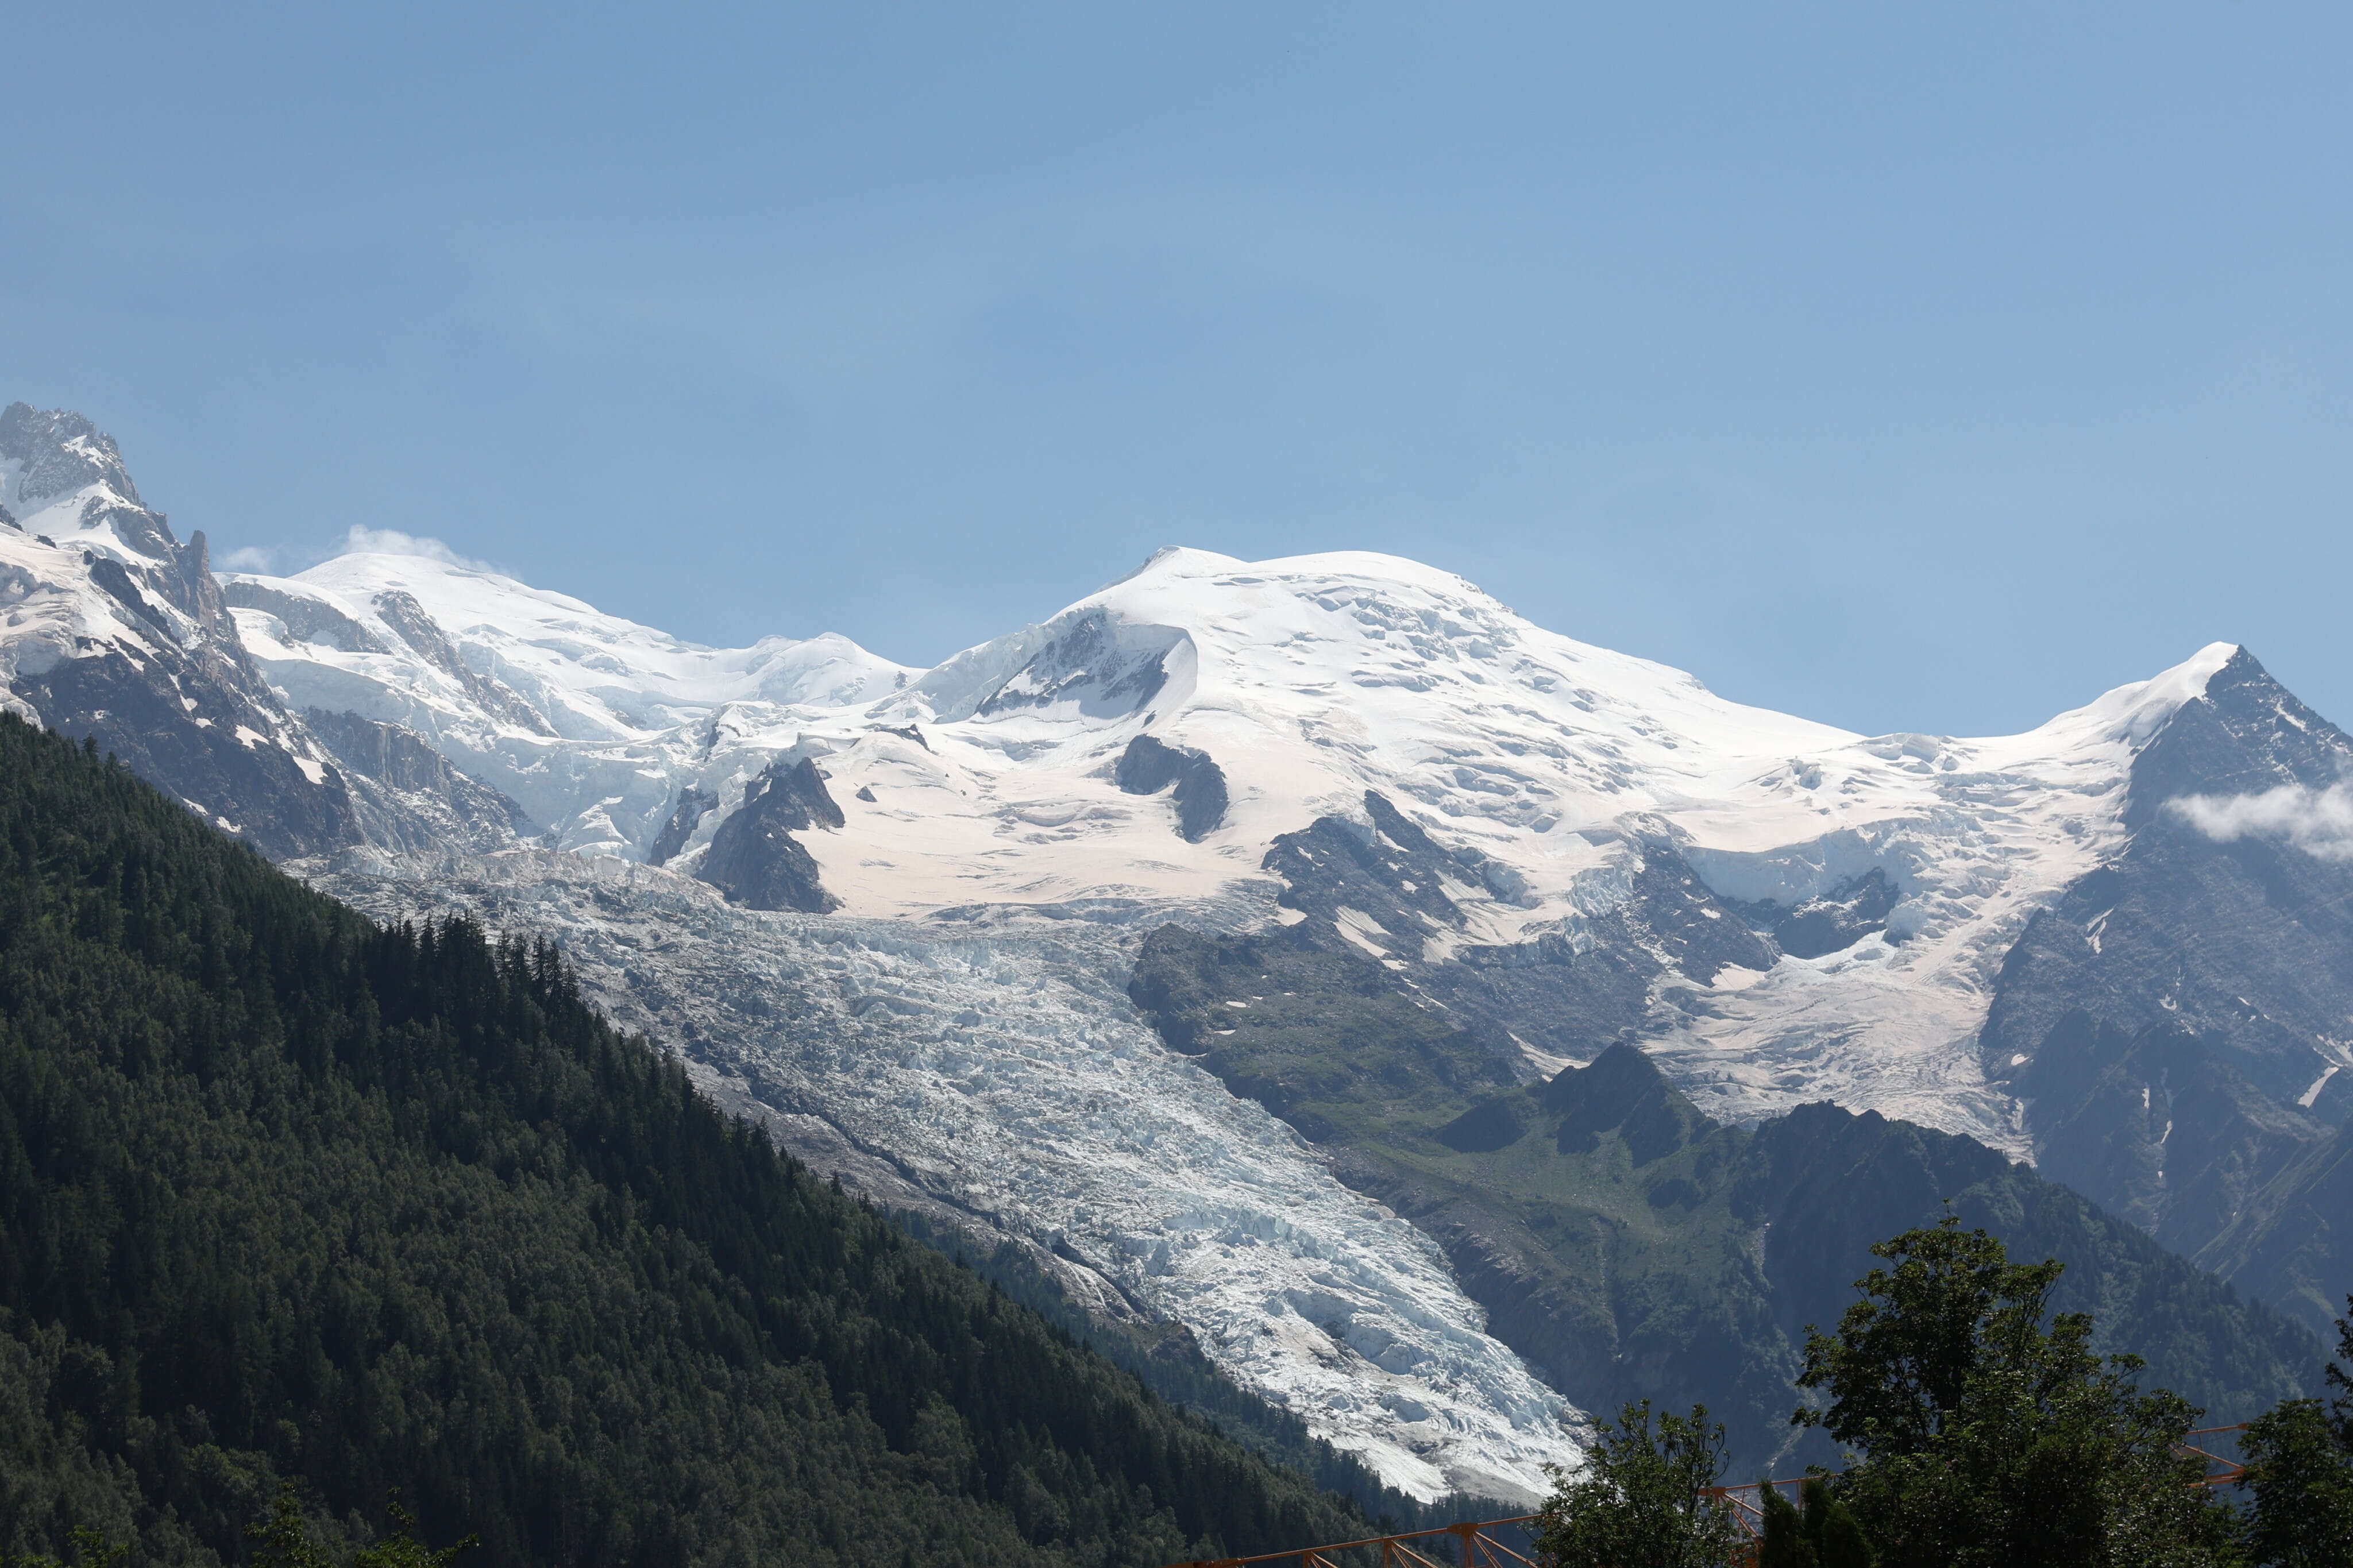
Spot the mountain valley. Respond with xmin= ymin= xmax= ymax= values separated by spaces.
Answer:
xmin=6 ymin=401 xmax=2352 ymax=1502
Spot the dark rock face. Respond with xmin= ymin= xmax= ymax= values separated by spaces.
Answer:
xmin=371 ymin=589 xmax=556 ymax=736
xmin=1988 ymin=650 xmax=2353 ymax=1113
xmin=698 ymin=759 xmax=844 ymax=913
xmin=1261 ymin=791 xmax=1480 ymax=954
xmin=222 ymin=580 xmax=388 ymax=652
xmin=1128 ymin=925 xmax=2320 ymax=1477
xmin=977 ymin=611 xmax=1186 ymax=719
xmin=1975 ymin=650 xmax=2353 ymax=1330
xmin=1260 ymin=791 xmax=1772 ymax=1069
xmin=2198 ymin=1119 xmax=2353 ymax=1338
xmin=1114 ymin=734 xmax=1228 ymax=841
xmin=300 ymin=708 xmax=533 ymax=853
xmin=1726 ymin=867 xmax=1901 ymax=959
xmin=0 ymin=403 xmax=142 ymax=509
xmin=646 ymin=785 xmax=718 ymax=867
xmin=0 ymin=407 xmax=554 ymax=862
xmin=20 ymin=644 xmax=361 ymax=859
xmin=1540 ymin=1044 xmax=1710 ymax=1163
xmin=2015 ymin=1014 xmax=2329 ymax=1252
xmin=1 ymin=406 xmax=364 ymax=861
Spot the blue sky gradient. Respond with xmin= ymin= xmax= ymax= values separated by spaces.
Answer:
xmin=6 ymin=3 xmax=2348 ymax=736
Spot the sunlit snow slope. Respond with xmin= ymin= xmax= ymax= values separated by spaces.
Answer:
xmin=237 ymin=543 xmax=2234 ymax=1152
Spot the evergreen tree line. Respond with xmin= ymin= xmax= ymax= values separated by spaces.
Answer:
xmin=1535 ymin=1218 xmax=2353 ymax=1567
xmin=0 ymin=713 xmax=1396 ymax=1566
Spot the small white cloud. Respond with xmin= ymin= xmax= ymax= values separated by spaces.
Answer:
xmin=2168 ymin=783 xmax=2353 ymax=861
xmin=336 ymin=526 xmax=497 ymax=573
xmin=218 ymin=545 xmax=278 ymax=573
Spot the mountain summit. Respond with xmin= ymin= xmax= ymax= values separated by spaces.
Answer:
xmin=7 ymin=404 xmax=2350 ymax=1493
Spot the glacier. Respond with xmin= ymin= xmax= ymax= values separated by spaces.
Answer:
xmin=311 ymin=848 xmax=1580 ymax=1503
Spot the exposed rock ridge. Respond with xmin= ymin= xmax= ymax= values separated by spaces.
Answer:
xmin=371 ymin=589 xmax=556 ymax=736
xmin=1114 ymin=733 xmax=1228 ymax=840
xmin=223 ymin=580 xmax=388 ymax=653
xmin=1128 ymin=924 xmax=2323 ymax=1476
xmin=300 ymin=707 xmax=535 ymax=853
xmin=699 ymin=757 xmax=844 ymax=912
xmin=647 ymin=785 xmax=719 ymax=867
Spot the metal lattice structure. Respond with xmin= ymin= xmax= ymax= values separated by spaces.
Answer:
xmin=1169 ymin=1423 xmax=2252 ymax=1568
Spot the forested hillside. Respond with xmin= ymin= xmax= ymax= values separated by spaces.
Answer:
xmin=0 ymin=714 xmax=1394 ymax=1566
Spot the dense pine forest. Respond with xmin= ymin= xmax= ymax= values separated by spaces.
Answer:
xmin=0 ymin=713 xmax=1399 ymax=1566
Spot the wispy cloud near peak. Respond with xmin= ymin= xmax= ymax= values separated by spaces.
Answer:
xmin=337 ymin=526 xmax=498 ymax=574
xmin=2168 ymin=783 xmax=2353 ymax=860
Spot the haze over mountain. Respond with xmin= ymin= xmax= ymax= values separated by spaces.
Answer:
xmin=5 ymin=403 xmax=2348 ymax=1493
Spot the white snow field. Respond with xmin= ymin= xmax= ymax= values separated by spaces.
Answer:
xmin=237 ymin=543 xmax=2236 ymax=1154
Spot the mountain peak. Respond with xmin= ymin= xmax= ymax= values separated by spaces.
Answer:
xmin=0 ymin=402 xmax=143 ymax=511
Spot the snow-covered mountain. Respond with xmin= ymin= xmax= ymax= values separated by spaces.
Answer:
xmin=10 ymin=401 xmax=2353 ymax=1493
xmin=229 ymin=537 xmax=2244 ymax=1153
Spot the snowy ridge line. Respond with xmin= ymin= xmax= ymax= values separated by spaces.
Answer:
xmin=234 ymin=542 xmax=2242 ymax=1154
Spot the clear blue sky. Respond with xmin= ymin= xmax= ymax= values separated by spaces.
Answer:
xmin=6 ymin=3 xmax=2348 ymax=737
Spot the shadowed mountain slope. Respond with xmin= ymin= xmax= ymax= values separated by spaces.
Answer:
xmin=1130 ymin=924 xmax=2324 ymax=1477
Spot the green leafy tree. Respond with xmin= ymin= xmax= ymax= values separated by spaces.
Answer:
xmin=1794 ymin=1216 xmax=2237 ymax=1568
xmin=1754 ymin=1477 xmax=1873 ymax=1568
xmin=2238 ymin=1399 xmax=2353 ymax=1568
xmin=1534 ymin=1402 xmax=1742 ymax=1568
xmin=2238 ymin=1301 xmax=2353 ymax=1568
xmin=1800 ymin=1478 xmax=1873 ymax=1568
xmin=1757 ymin=1482 xmax=1814 ymax=1568
xmin=2330 ymin=1296 xmax=2353 ymax=1452
xmin=356 ymin=1492 xmax=479 ymax=1568
xmin=244 ymin=1485 xmax=331 ymax=1568
xmin=244 ymin=1484 xmax=477 ymax=1568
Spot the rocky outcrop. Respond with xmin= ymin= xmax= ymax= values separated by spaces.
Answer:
xmin=1260 ymin=791 xmax=1770 ymax=1069
xmin=301 ymin=708 xmax=533 ymax=854
xmin=1978 ymin=649 xmax=2353 ymax=1322
xmin=222 ymin=580 xmax=388 ymax=652
xmin=1 ymin=404 xmax=364 ymax=859
xmin=2198 ymin=1117 xmax=2353 ymax=1339
xmin=18 ymin=640 xmax=360 ymax=858
xmin=371 ymin=589 xmax=557 ymax=735
xmin=1114 ymin=734 xmax=1228 ymax=840
xmin=1129 ymin=922 xmax=2323 ymax=1477
xmin=1725 ymin=867 xmax=1901 ymax=959
xmin=698 ymin=758 xmax=843 ymax=912
xmin=647 ymin=785 xmax=718 ymax=867
xmin=0 ymin=404 xmax=143 ymax=510
xmin=973 ymin=610 xmax=1187 ymax=719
